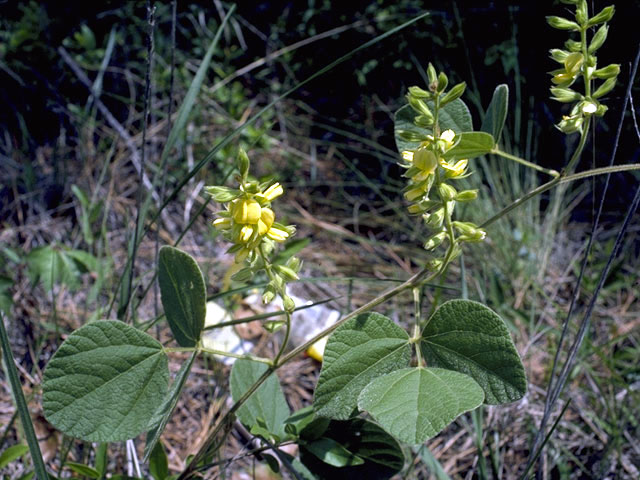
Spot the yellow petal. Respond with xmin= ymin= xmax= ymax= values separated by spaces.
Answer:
xmin=307 ymin=336 xmax=328 ymax=362
xmin=213 ymin=218 xmax=231 ymax=229
xmin=262 ymin=183 xmax=284 ymax=201
xmin=441 ymin=129 xmax=456 ymax=143
xmin=233 ymin=199 xmax=261 ymax=224
xmin=401 ymin=150 xmax=414 ymax=162
xmin=260 ymin=207 xmax=275 ymax=228
xmin=266 ymin=226 xmax=289 ymax=242
xmin=240 ymin=225 xmax=254 ymax=242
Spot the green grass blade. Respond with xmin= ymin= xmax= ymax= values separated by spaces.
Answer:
xmin=0 ymin=313 xmax=48 ymax=480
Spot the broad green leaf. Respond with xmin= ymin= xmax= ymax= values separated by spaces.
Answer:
xmin=442 ymin=132 xmax=495 ymax=161
xmin=148 ymin=442 xmax=169 ymax=480
xmin=230 ymin=359 xmax=290 ymax=439
xmin=420 ymin=299 xmax=527 ymax=404
xmin=0 ymin=444 xmax=29 ymax=469
xmin=358 ymin=367 xmax=484 ymax=445
xmin=66 ymin=462 xmax=100 ymax=479
xmin=299 ymin=418 xmax=404 ymax=480
xmin=304 ymin=438 xmax=364 ymax=467
xmin=26 ymin=246 xmax=99 ymax=292
xmin=394 ymin=100 xmax=473 ymax=154
xmin=144 ymin=352 xmax=197 ymax=461
xmin=43 ymin=320 xmax=169 ymax=442
xmin=284 ymin=406 xmax=329 ymax=440
xmin=158 ymin=246 xmax=206 ymax=347
xmin=481 ymin=84 xmax=509 ymax=143
xmin=313 ymin=312 xmax=411 ymax=420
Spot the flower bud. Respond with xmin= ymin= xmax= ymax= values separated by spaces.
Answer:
xmin=276 ymin=265 xmax=299 ymax=282
xmin=437 ymin=183 xmax=457 ymax=202
xmin=205 ymin=186 xmax=242 ymax=203
xmin=564 ymin=39 xmax=582 ymax=52
xmin=231 ymin=267 xmax=254 ymax=282
xmin=575 ymin=0 xmax=588 ymax=25
xmin=262 ymin=286 xmax=276 ymax=304
xmin=437 ymin=72 xmax=448 ymax=93
xmin=286 ymin=256 xmax=302 ymax=272
xmin=546 ymin=16 xmax=580 ymax=31
xmin=549 ymin=49 xmax=570 ymax=63
xmin=588 ymin=24 xmax=608 ymax=53
xmin=440 ymin=82 xmax=466 ymax=106
xmin=264 ymin=321 xmax=284 ymax=333
xmin=237 ymin=148 xmax=250 ymax=179
xmin=586 ymin=5 xmax=614 ymax=27
xmin=550 ymin=87 xmax=582 ymax=103
xmin=409 ymin=86 xmax=431 ymax=98
xmin=427 ymin=63 xmax=437 ymax=89
xmin=563 ymin=52 xmax=583 ymax=75
xmin=455 ymin=190 xmax=478 ymax=202
xmin=592 ymin=77 xmax=616 ymax=98
xmin=408 ymin=96 xmax=433 ymax=117
xmin=425 ymin=208 xmax=444 ymax=229
xmin=592 ymin=64 xmax=620 ymax=79
xmin=424 ymin=231 xmax=446 ymax=251
xmin=283 ymin=295 xmax=296 ymax=313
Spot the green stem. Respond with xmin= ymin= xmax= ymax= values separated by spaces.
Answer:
xmin=273 ymin=311 xmax=291 ymax=366
xmin=491 ymin=148 xmax=560 ymax=177
xmin=163 ymin=346 xmax=271 ymax=365
xmin=412 ymin=287 xmax=424 ymax=367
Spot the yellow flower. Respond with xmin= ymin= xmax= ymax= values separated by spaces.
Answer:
xmin=213 ymin=217 xmax=231 ymax=230
xmin=257 ymin=207 xmax=275 ymax=235
xmin=441 ymin=159 xmax=468 ymax=178
xmin=440 ymin=129 xmax=456 ymax=150
xmin=257 ymin=182 xmax=284 ymax=202
xmin=232 ymin=199 xmax=261 ymax=224
xmin=266 ymin=226 xmax=289 ymax=242
xmin=413 ymin=147 xmax=438 ymax=174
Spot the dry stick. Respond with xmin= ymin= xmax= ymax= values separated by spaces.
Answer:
xmin=527 ymin=43 xmax=640 ymax=474
xmin=206 ymin=19 xmax=368 ymax=96
xmin=127 ymin=1 xmax=156 ymax=322
xmin=57 ymin=47 xmax=160 ymax=205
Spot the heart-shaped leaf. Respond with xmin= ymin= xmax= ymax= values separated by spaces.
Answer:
xmin=394 ymin=99 xmax=473 ymax=154
xmin=230 ymin=359 xmax=290 ymax=439
xmin=299 ymin=418 xmax=404 ymax=480
xmin=481 ymin=84 xmax=509 ymax=143
xmin=420 ymin=299 xmax=527 ymax=404
xmin=313 ymin=312 xmax=411 ymax=420
xmin=304 ymin=437 xmax=364 ymax=467
xmin=158 ymin=246 xmax=206 ymax=347
xmin=43 ymin=320 xmax=169 ymax=442
xmin=358 ymin=367 xmax=484 ymax=445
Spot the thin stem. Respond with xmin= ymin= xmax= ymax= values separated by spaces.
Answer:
xmin=163 ymin=346 xmax=271 ymax=365
xmin=273 ymin=311 xmax=291 ymax=365
xmin=412 ymin=287 xmax=424 ymax=367
xmin=491 ymin=148 xmax=560 ymax=177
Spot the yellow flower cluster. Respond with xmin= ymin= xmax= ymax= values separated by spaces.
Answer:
xmin=212 ymin=182 xmax=293 ymax=262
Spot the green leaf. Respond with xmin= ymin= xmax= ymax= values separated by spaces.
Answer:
xmin=394 ymin=99 xmax=473 ymax=154
xmin=420 ymin=299 xmax=527 ymax=404
xmin=358 ymin=367 xmax=484 ymax=445
xmin=43 ymin=320 xmax=169 ymax=442
xmin=0 ymin=444 xmax=29 ymax=469
xmin=304 ymin=438 xmax=364 ymax=467
xmin=443 ymin=132 xmax=495 ymax=161
xmin=144 ymin=352 xmax=197 ymax=461
xmin=66 ymin=462 xmax=101 ymax=479
xmin=299 ymin=418 xmax=404 ymax=480
xmin=158 ymin=246 xmax=206 ymax=347
xmin=262 ymin=453 xmax=280 ymax=473
xmin=230 ymin=359 xmax=290 ymax=439
xmin=148 ymin=441 xmax=169 ymax=480
xmin=0 ymin=275 xmax=12 ymax=314
xmin=313 ymin=312 xmax=411 ymax=420
xmin=481 ymin=84 xmax=509 ymax=143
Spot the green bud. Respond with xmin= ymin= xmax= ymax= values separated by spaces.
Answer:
xmin=437 ymin=72 xmax=448 ymax=93
xmin=587 ymin=5 xmax=614 ymax=27
xmin=575 ymin=0 xmax=588 ymax=25
xmin=455 ymin=190 xmax=478 ymax=202
xmin=262 ymin=285 xmax=276 ymax=304
xmin=407 ymin=95 xmax=433 ymax=117
xmin=437 ymin=183 xmax=457 ymax=202
xmin=414 ymin=114 xmax=435 ymax=128
xmin=556 ymin=115 xmax=583 ymax=134
xmin=550 ymin=87 xmax=583 ymax=103
xmin=408 ymin=86 xmax=431 ymax=98
xmin=237 ymin=148 xmax=250 ymax=179
xmin=283 ymin=225 xmax=297 ymax=236
xmin=425 ymin=208 xmax=444 ymax=229
xmin=276 ymin=265 xmax=299 ymax=282
xmin=588 ymin=24 xmax=608 ymax=54
xmin=286 ymin=256 xmax=302 ymax=272
xmin=546 ymin=16 xmax=580 ymax=31
xmin=440 ymin=82 xmax=466 ymax=106
xmin=592 ymin=77 xmax=616 ymax=98
xmin=427 ymin=63 xmax=437 ymax=87
xmin=426 ymin=259 xmax=443 ymax=272
xmin=592 ymin=63 xmax=620 ymax=79
xmin=595 ymin=103 xmax=608 ymax=117
xmin=204 ymin=186 xmax=242 ymax=203
xmin=398 ymin=129 xmax=429 ymax=142
xmin=564 ymin=39 xmax=582 ymax=52
xmin=264 ymin=320 xmax=284 ymax=333
xmin=283 ymin=295 xmax=296 ymax=313
xmin=231 ymin=267 xmax=254 ymax=283
xmin=549 ymin=49 xmax=570 ymax=63
xmin=424 ymin=231 xmax=446 ymax=251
